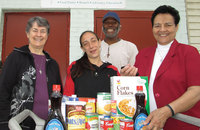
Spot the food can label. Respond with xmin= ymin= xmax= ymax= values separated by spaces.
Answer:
xmin=66 ymin=101 xmax=86 ymax=129
xmin=98 ymin=115 xmax=110 ymax=130
xmin=111 ymin=100 xmax=117 ymax=115
xmin=86 ymin=102 xmax=96 ymax=113
xmin=85 ymin=113 xmax=98 ymax=130
xmin=134 ymin=113 xmax=147 ymax=130
xmin=111 ymin=115 xmax=125 ymax=130
xmin=97 ymin=93 xmax=111 ymax=115
xmin=45 ymin=119 xmax=64 ymax=130
xmin=79 ymin=97 xmax=96 ymax=113
xmin=120 ymin=119 xmax=134 ymax=130
xmin=100 ymin=118 xmax=113 ymax=130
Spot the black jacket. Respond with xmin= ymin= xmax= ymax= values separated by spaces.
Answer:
xmin=64 ymin=61 xmax=120 ymax=98
xmin=0 ymin=45 xmax=62 ymax=129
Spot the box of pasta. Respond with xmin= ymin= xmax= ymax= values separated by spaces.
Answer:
xmin=110 ymin=76 xmax=149 ymax=119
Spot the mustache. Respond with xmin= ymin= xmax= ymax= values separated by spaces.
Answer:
xmin=101 ymin=25 xmax=120 ymax=39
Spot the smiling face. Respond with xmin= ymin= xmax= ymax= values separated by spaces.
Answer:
xmin=26 ymin=22 xmax=48 ymax=50
xmin=81 ymin=32 xmax=101 ymax=60
xmin=152 ymin=13 xmax=178 ymax=45
xmin=103 ymin=17 xmax=120 ymax=39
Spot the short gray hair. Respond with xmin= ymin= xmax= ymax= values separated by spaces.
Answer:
xmin=26 ymin=16 xmax=50 ymax=34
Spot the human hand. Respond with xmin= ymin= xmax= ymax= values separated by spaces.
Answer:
xmin=143 ymin=106 xmax=172 ymax=130
xmin=120 ymin=64 xmax=138 ymax=76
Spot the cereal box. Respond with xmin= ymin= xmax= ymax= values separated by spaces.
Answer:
xmin=110 ymin=76 xmax=149 ymax=119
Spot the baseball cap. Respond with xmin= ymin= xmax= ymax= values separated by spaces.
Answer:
xmin=102 ymin=12 xmax=120 ymax=23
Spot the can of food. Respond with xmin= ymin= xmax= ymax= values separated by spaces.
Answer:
xmin=98 ymin=114 xmax=110 ymax=130
xmin=66 ymin=101 xmax=86 ymax=129
xmin=97 ymin=92 xmax=111 ymax=115
xmin=100 ymin=118 xmax=113 ymax=130
xmin=111 ymin=100 xmax=117 ymax=115
xmin=111 ymin=114 xmax=125 ymax=130
xmin=85 ymin=113 xmax=98 ymax=130
xmin=78 ymin=97 xmax=96 ymax=113
xmin=120 ymin=118 xmax=134 ymax=130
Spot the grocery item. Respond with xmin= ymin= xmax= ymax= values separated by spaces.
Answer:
xmin=44 ymin=84 xmax=67 ymax=130
xmin=110 ymin=76 xmax=149 ymax=119
xmin=97 ymin=92 xmax=111 ymax=115
xmin=98 ymin=114 xmax=110 ymax=130
xmin=111 ymin=114 xmax=125 ymax=130
xmin=120 ymin=118 xmax=134 ymax=130
xmin=100 ymin=118 xmax=113 ymax=130
xmin=133 ymin=86 xmax=148 ymax=130
xmin=85 ymin=112 xmax=98 ymax=130
xmin=66 ymin=101 xmax=86 ymax=129
xmin=78 ymin=97 xmax=96 ymax=113
xmin=111 ymin=100 xmax=117 ymax=115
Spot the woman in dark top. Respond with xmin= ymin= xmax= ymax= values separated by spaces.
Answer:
xmin=63 ymin=31 xmax=120 ymax=98
xmin=0 ymin=16 xmax=62 ymax=130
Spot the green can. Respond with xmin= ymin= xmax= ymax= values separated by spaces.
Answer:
xmin=85 ymin=113 xmax=98 ymax=130
xmin=111 ymin=114 xmax=125 ymax=130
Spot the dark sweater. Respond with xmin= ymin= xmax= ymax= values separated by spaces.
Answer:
xmin=0 ymin=45 xmax=62 ymax=129
xmin=64 ymin=61 xmax=120 ymax=98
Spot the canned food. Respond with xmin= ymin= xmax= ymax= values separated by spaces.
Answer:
xmin=97 ymin=92 xmax=111 ymax=115
xmin=100 ymin=118 xmax=113 ymax=130
xmin=66 ymin=101 xmax=86 ymax=130
xmin=111 ymin=114 xmax=125 ymax=130
xmin=120 ymin=118 xmax=134 ymax=130
xmin=85 ymin=113 xmax=98 ymax=130
xmin=98 ymin=114 xmax=110 ymax=130
xmin=78 ymin=97 xmax=96 ymax=113
xmin=111 ymin=100 xmax=117 ymax=115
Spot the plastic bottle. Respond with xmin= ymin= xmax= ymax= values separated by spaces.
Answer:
xmin=44 ymin=84 xmax=67 ymax=130
xmin=133 ymin=86 xmax=148 ymax=130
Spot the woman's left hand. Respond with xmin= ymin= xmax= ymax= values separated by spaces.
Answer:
xmin=143 ymin=106 xmax=172 ymax=130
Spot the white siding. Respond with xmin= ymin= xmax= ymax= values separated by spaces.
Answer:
xmin=0 ymin=0 xmax=187 ymax=62
xmin=186 ymin=0 xmax=200 ymax=52
xmin=70 ymin=9 xmax=94 ymax=62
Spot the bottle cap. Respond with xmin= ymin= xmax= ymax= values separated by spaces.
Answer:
xmin=137 ymin=86 xmax=143 ymax=91
xmin=71 ymin=94 xmax=77 ymax=98
xmin=53 ymin=84 xmax=61 ymax=91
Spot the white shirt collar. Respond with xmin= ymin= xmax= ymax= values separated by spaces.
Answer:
xmin=157 ymin=40 xmax=174 ymax=50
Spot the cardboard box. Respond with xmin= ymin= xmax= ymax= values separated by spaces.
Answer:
xmin=110 ymin=76 xmax=149 ymax=119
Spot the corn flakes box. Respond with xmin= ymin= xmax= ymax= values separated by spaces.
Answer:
xmin=110 ymin=76 xmax=149 ymax=119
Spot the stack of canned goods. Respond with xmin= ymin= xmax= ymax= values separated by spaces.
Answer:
xmin=96 ymin=92 xmax=134 ymax=130
xmin=64 ymin=92 xmax=134 ymax=130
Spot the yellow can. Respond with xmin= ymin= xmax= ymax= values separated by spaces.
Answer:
xmin=97 ymin=92 xmax=111 ymax=115
xmin=111 ymin=114 xmax=125 ymax=130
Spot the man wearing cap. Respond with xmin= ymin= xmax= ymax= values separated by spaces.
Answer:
xmin=100 ymin=11 xmax=139 ymax=76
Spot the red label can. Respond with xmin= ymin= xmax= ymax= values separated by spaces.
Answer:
xmin=100 ymin=118 xmax=113 ymax=130
xmin=120 ymin=118 xmax=134 ymax=130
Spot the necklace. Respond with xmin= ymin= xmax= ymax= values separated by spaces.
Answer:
xmin=107 ymin=46 xmax=110 ymax=58
xmin=33 ymin=54 xmax=45 ymax=75
xmin=36 ymin=59 xmax=43 ymax=75
xmin=39 ymin=69 xmax=42 ymax=74
xmin=157 ymin=48 xmax=164 ymax=62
